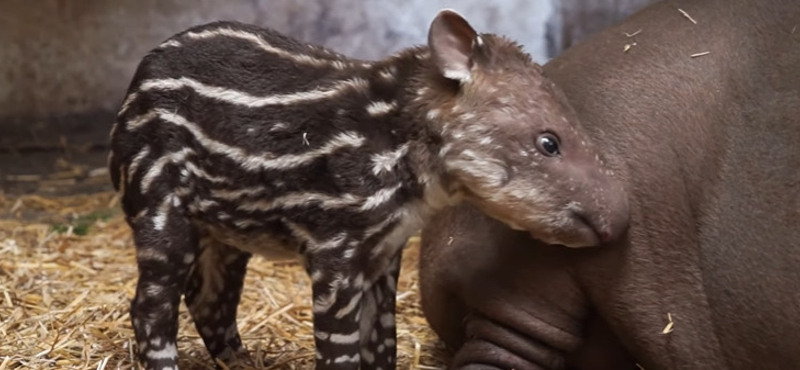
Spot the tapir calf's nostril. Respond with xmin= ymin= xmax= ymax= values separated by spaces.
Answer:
xmin=598 ymin=229 xmax=612 ymax=244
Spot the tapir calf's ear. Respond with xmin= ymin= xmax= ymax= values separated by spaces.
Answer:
xmin=428 ymin=9 xmax=478 ymax=83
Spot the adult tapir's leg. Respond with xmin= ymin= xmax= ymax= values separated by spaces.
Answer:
xmin=419 ymin=205 xmax=636 ymax=370
xmin=564 ymin=314 xmax=638 ymax=370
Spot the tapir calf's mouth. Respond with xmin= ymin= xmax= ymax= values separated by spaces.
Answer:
xmin=570 ymin=210 xmax=611 ymax=246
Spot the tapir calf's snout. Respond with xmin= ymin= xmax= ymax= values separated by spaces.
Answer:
xmin=586 ymin=173 xmax=630 ymax=246
xmin=562 ymin=165 xmax=631 ymax=247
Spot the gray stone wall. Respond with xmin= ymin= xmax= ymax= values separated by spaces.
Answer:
xmin=0 ymin=0 xmax=657 ymax=149
xmin=0 ymin=0 xmax=555 ymax=120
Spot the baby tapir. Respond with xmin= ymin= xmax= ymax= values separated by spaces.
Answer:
xmin=108 ymin=9 xmax=630 ymax=370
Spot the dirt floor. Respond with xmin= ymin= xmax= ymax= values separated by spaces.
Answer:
xmin=0 ymin=150 xmax=448 ymax=369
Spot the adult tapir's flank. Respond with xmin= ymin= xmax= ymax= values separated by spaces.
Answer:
xmin=108 ymin=8 xmax=629 ymax=370
xmin=419 ymin=0 xmax=800 ymax=369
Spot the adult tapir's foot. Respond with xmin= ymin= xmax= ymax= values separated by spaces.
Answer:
xmin=564 ymin=315 xmax=638 ymax=370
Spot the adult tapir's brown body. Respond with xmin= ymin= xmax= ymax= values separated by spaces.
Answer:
xmin=419 ymin=0 xmax=800 ymax=369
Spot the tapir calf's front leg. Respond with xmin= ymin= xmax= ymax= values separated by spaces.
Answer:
xmin=359 ymin=251 xmax=402 ymax=370
xmin=307 ymin=251 xmax=365 ymax=370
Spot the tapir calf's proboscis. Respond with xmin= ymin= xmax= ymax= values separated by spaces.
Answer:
xmin=108 ymin=8 xmax=630 ymax=370
xmin=419 ymin=0 xmax=800 ymax=369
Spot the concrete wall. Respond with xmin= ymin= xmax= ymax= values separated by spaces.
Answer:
xmin=0 ymin=0 xmax=555 ymax=119
xmin=0 ymin=0 xmax=657 ymax=149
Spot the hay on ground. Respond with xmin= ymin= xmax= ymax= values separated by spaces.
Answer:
xmin=0 ymin=191 xmax=448 ymax=369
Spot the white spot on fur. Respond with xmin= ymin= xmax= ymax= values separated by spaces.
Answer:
xmin=234 ymin=219 xmax=261 ymax=229
xmin=270 ymin=122 xmax=288 ymax=132
xmin=158 ymin=40 xmax=182 ymax=49
xmin=359 ymin=184 xmax=402 ymax=211
xmin=333 ymin=354 xmax=360 ymax=363
xmin=446 ymin=149 xmax=508 ymax=189
xmin=342 ymin=246 xmax=356 ymax=260
xmin=378 ymin=66 xmax=397 ymax=81
xmin=366 ymin=101 xmax=398 ymax=116
xmin=137 ymin=248 xmax=169 ymax=262
xmin=315 ymin=331 xmax=330 ymax=340
xmin=128 ymin=146 xmax=151 ymax=181
xmin=196 ymin=199 xmax=218 ymax=212
xmin=330 ymin=330 xmax=360 ymax=344
xmin=498 ymin=96 xmax=514 ymax=105
xmin=152 ymin=194 xmax=176 ymax=231
xmin=335 ymin=292 xmax=363 ymax=319
xmin=361 ymin=349 xmax=375 ymax=364
xmin=443 ymin=69 xmax=471 ymax=83
xmin=371 ymin=144 xmax=409 ymax=176
xmin=310 ymin=269 xmax=324 ymax=283
xmin=144 ymin=283 xmax=164 ymax=298
xmin=427 ymin=109 xmax=440 ymax=120
xmin=184 ymin=161 xmax=227 ymax=183
xmin=353 ymin=273 xmax=365 ymax=289
xmin=380 ymin=313 xmax=395 ymax=328
xmin=117 ymin=92 xmax=140 ymax=117
xmin=439 ymin=143 xmax=453 ymax=158
xmin=313 ymin=233 xmax=349 ymax=253
xmin=146 ymin=342 xmax=177 ymax=359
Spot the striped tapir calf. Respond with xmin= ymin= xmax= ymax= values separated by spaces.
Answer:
xmin=108 ymin=9 xmax=630 ymax=370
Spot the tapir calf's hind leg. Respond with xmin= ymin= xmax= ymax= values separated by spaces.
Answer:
xmin=129 ymin=207 xmax=200 ymax=370
xmin=184 ymin=238 xmax=253 ymax=368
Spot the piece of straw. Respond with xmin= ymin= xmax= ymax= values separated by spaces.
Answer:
xmin=678 ymin=8 xmax=698 ymax=24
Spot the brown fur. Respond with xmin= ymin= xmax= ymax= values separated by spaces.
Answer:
xmin=419 ymin=0 xmax=800 ymax=369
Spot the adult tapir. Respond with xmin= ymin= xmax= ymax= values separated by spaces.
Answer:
xmin=418 ymin=0 xmax=800 ymax=369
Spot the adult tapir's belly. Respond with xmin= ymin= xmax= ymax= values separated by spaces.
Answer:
xmin=542 ymin=0 xmax=800 ymax=367
xmin=693 ymin=117 xmax=800 ymax=367
xmin=586 ymin=147 xmax=800 ymax=370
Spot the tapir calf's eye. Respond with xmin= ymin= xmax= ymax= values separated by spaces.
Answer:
xmin=536 ymin=133 xmax=561 ymax=157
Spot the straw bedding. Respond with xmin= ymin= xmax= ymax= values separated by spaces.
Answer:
xmin=0 ymin=191 xmax=448 ymax=369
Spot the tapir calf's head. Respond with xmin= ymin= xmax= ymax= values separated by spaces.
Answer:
xmin=425 ymin=10 xmax=630 ymax=248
